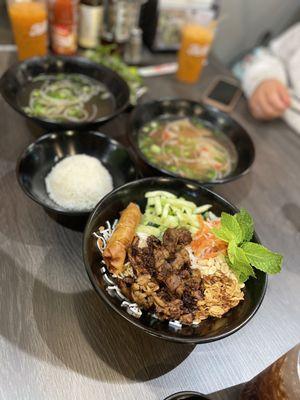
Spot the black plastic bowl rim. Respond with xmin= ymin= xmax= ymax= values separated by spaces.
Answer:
xmin=164 ymin=391 xmax=210 ymax=400
xmin=83 ymin=177 xmax=267 ymax=344
xmin=127 ymin=98 xmax=255 ymax=185
xmin=16 ymin=130 xmax=138 ymax=217
xmin=0 ymin=55 xmax=130 ymax=129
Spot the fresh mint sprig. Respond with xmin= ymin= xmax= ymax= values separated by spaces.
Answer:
xmin=212 ymin=209 xmax=283 ymax=282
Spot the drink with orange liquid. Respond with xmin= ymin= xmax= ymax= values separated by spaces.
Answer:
xmin=177 ymin=24 xmax=215 ymax=84
xmin=7 ymin=0 xmax=48 ymax=60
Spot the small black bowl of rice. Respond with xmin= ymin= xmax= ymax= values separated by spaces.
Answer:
xmin=16 ymin=130 xmax=137 ymax=230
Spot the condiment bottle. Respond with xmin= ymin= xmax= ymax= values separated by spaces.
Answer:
xmin=240 ymin=344 xmax=300 ymax=400
xmin=78 ymin=0 xmax=103 ymax=49
xmin=102 ymin=0 xmax=141 ymax=49
xmin=48 ymin=0 xmax=78 ymax=55
xmin=124 ymin=27 xmax=142 ymax=65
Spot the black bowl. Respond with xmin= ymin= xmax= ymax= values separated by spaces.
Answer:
xmin=0 ymin=55 xmax=130 ymax=130
xmin=17 ymin=130 xmax=137 ymax=222
xmin=128 ymin=99 xmax=255 ymax=185
xmin=164 ymin=392 xmax=209 ymax=400
xmin=83 ymin=177 xmax=267 ymax=344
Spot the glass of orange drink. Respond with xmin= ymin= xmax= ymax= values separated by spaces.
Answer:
xmin=177 ymin=23 xmax=215 ymax=84
xmin=7 ymin=0 xmax=48 ymax=60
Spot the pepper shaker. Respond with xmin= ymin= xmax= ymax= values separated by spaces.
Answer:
xmin=124 ymin=27 xmax=143 ymax=65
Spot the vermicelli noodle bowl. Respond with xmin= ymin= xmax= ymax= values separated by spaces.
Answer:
xmin=90 ymin=187 xmax=281 ymax=329
xmin=83 ymin=178 xmax=275 ymax=342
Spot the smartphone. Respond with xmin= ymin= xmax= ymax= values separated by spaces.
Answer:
xmin=202 ymin=77 xmax=242 ymax=113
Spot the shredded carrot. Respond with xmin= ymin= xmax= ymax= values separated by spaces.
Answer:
xmin=162 ymin=130 xmax=171 ymax=141
xmin=197 ymin=214 xmax=204 ymax=231
xmin=214 ymin=163 xmax=222 ymax=170
xmin=191 ymin=218 xmax=227 ymax=259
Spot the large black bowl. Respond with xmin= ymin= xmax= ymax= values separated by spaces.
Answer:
xmin=128 ymin=99 xmax=255 ymax=185
xmin=164 ymin=392 xmax=209 ymax=400
xmin=83 ymin=177 xmax=267 ymax=344
xmin=0 ymin=55 xmax=130 ymax=130
xmin=17 ymin=131 xmax=137 ymax=226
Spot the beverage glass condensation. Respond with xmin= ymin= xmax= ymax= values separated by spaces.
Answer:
xmin=176 ymin=23 xmax=215 ymax=84
xmin=7 ymin=0 xmax=48 ymax=60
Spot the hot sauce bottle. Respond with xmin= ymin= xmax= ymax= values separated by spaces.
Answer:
xmin=48 ymin=0 xmax=78 ymax=55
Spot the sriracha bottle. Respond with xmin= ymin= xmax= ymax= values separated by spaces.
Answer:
xmin=48 ymin=0 xmax=78 ymax=55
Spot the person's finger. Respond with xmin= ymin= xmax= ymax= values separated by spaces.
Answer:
xmin=250 ymin=99 xmax=269 ymax=120
xmin=249 ymin=81 xmax=290 ymax=120
xmin=277 ymin=85 xmax=291 ymax=107
xmin=258 ymin=92 xmax=281 ymax=119
xmin=260 ymin=102 xmax=280 ymax=119
xmin=265 ymin=89 xmax=287 ymax=113
xmin=249 ymin=87 xmax=278 ymax=120
xmin=249 ymin=96 xmax=263 ymax=119
xmin=251 ymin=106 xmax=265 ymax=120
xmin=249 ymin=90 xmax=270 ymax=119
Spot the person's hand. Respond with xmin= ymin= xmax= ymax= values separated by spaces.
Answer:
xmin=249 ymin=79 xmax=291 ymax=120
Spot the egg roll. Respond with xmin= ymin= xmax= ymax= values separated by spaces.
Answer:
xmin=103 ymin=202 xmax=141 ymax=275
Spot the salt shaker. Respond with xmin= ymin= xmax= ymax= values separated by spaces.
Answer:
xmin=124 ymin=27 xmax=142 ymax=65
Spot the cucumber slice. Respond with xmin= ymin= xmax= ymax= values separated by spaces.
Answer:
xmin=194 ymin=204 xmax=212 ymax=214
xmin=136 ymin=225 xmax=161 ymax=236
xmin=154 ymin=196 xmax=162 ymax=215
xmin=145 ymin=191 xmax=176 ymax=199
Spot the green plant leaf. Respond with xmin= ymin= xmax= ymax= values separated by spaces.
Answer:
xmin=228 ymin=242 xmax=255 ymax=282
xmin=235 ymin=208 xmax=254 ymax=242
xmin=241 ymin=242 xmax=283 ymax=274
xmin=211 ymin=208 xmax=282 ymax=282
xmin=212 ymin=212 xmax=243 ymax=243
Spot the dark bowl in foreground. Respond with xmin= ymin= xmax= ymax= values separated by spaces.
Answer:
xmin=164 ymin=392 xmax=209 ymax=400
xmin=0 ymin=55 xmax=130 ymax=130
xmin=128 ymin=99 xmax=255 ymax=185
xmin=17 ymin=130 xmax=137 ymax=220
xmin=83 ymin=177 xmax=267 ymax=344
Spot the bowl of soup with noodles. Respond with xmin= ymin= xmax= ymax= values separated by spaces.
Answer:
xmin=128 ymin=99 xmax=255 ymax=185
xmin=139 ymin=117 xmax=237 ymax=182
xmin=0 ymin=55 xmax=130 ymax=130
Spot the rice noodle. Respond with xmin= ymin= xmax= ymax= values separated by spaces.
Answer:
xmin=24 ymin=74 xmax=109 ymax=123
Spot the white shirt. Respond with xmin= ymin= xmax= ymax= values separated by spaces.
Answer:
xmin=242 ymin=23 xmax=300 ymax=134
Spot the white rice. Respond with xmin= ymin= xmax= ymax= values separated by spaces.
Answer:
xmin=45 ymin=154 xmax=113 ymax=211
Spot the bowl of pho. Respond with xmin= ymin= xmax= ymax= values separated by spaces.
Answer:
xmin=0 ymin=56 xmax=130 ymax=130
xmin=128 ymin=99 xmax=255 ymax=185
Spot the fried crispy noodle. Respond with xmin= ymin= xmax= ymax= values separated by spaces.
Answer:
xmin=187 ymin=249 xmax=244 ymax=323
xmin=94 ymin=220 xmax=118 ymax=252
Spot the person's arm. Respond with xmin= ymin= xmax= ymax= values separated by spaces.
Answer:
xmin=242 ymin=50 xmax=291 ymax=120
xmin=240 ymin=25 xmax=300 ymax=120
xmin=243 ymin=52 xmax=290 ymax=120
xmin=243 ymin=23 xmax=300 ymax=99
xmin=242 ymin=50 xmax=287 ymax=99
xmin=270 ymin=23 xmax=300 ymax=63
